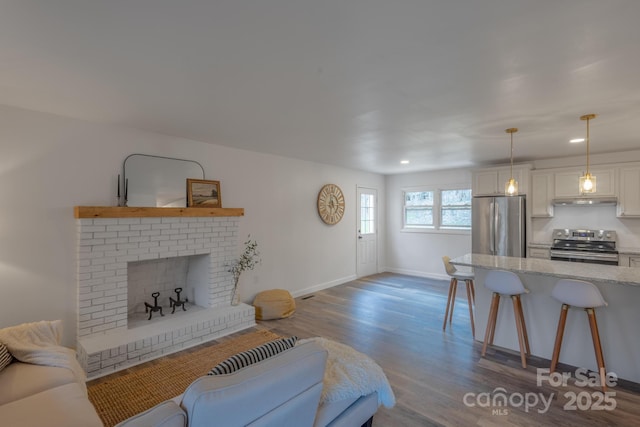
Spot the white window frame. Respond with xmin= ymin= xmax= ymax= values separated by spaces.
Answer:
xmin=439 ymin=188 xmax=472 ymax=230
xmin=402 ymin=186 xmax=472 ymax=234
xmin=402 ymin=189 xmax=435 ymax=229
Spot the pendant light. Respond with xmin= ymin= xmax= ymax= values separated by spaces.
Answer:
xmin=579 ymin=114 xmax=597 ymax=194
xmin=504 ymin=128 xmax=518 ymax=196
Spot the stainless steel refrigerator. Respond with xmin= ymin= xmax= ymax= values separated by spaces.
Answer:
xmin=472 ymin=195 xmax=526 ymax=257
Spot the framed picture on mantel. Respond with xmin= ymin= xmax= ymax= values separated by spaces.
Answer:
xmin=187 ymin=179 xmax=221 ymax=208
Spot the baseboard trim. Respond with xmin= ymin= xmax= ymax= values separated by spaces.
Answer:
xmin=291 ymin=274 xmax=358 ymax=298
xmin=291 ymin=270 xmax=450 ymax=299
xmin=384 ymin=268 xmax=449 ymax=282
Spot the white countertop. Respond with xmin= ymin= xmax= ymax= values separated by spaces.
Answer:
xmin=528 ymin=242 xmax=551 ymax=248
xmin=618 ymin=247 xmax=640 ymax=255
xmin=450 ymin=253 xmax=640 ymax=287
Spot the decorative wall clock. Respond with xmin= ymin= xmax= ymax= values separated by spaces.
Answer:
xmin=317 ymin=184 xmax=345 ymax=225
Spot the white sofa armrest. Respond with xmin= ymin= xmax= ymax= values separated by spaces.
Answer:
xmin=115 ymin=400 xmax=187 ymax=427
xmin=181 ymin=340 xmax=327 ymax=427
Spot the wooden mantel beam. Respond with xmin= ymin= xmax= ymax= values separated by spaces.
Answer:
xmin=74 ymin=206 xmax=244 ymax=218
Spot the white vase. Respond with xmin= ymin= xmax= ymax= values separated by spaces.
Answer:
xmin=231 ymin=284 xmax=240 ymax=306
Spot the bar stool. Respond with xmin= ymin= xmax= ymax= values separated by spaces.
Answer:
xmin=442 ymin=256 xmax=475 ymax=338
xmin=481 ymin=270 xmax=530 ymax=368
xmin=550 ymin=279 xmax=608 ymax=391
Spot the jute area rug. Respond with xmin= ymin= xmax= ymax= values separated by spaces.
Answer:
xmin=87 ymin=329 xmax=282 ymax=427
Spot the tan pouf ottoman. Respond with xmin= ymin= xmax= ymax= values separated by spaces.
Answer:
xmin=253 ymin=289 xmax=296 ymax=320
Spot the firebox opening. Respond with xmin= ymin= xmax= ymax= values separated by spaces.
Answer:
xmin=127 ymin=254 xmax=209 ymax=328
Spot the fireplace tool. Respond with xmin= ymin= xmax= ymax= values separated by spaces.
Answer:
xmin=170 ymin=287 xmax=188 ymax=313
xmin=144 ymin=292 xmax=164 ymax=320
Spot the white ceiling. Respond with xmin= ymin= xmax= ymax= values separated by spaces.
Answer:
xmin=2 ymin=0 xmax=640 ymax=174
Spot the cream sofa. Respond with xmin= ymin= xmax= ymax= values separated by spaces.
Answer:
xmin=117 ymin=340 xmax=382 ymax=427
xmin=0 ymin=320 xmax=103 ymax=426
xmin=0 ymin=346 xmax=103 ymax=427
xmin=0 ymin=320 xmax=386 ymax=427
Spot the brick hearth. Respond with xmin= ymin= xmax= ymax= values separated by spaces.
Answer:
xmin=75 ymin=210 xmax=254 ymax=378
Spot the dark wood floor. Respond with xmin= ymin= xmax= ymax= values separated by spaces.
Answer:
xmin=262 ymin=273 xmax=640 ymax=426
xmin=98 ymin=273 xmax=640 ymax=426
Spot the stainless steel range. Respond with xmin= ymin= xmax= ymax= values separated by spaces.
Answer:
xmin=550 ymin=229 xmax=619 ymax=266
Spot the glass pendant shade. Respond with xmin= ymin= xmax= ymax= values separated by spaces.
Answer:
xmin=579 ymin=114 xmax=597 ymax=194
xmin=579 ymin=172 xmax=596 ymax=194
xmin=504 ymin=128 xmax=518 ymax=196
xmin=505 ymin=178 xmax=518 ymax=196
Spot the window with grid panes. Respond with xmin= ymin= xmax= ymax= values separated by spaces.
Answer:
xmin=403 ymin=188 xmax=471 ymax=230
xmin=440 ymin=189 xmax=471 ymax=228
xmin=404 ymin=191 xmax=434 ymax=227
xmin=360 ymin=193 xmax=375 ymax=234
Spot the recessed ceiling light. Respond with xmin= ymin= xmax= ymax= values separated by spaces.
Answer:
xmin=570 ymin=138 xmax=585 ymax=143
xmin=400 ymin=160 xmax=410 ymax=164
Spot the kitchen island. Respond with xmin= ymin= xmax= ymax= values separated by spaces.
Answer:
xmin=451 ymin=254 xmax=640 ymax=384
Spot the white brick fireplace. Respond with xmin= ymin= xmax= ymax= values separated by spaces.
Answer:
xmin=75 ymin=207 xmax=255 ymax=378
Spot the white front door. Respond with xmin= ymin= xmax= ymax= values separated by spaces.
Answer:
xmin=357 ymin=187 xmax=378 ymax=278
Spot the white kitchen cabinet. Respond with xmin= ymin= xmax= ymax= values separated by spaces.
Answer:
xmin=553 ymin=171 xmax=582 ymax=197
xmin=529 ymin=247 xmax=550 ymax=259
xmin=472 ymin=165 xmax=531 ymax=196
xmin=554 ymin=167 xmax=616 ymax=197
xmin=473 ymin=170 xmax=502 ymax=195
xmin=530 ymin=172 xmax=554 ymax=217
xmin=618 ymin=254 xmax=640 ymax=267
xmin=617 ymin=166 xmax=640 ymax=217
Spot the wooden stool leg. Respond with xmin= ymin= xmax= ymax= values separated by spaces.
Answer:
xmin=516 ymin=295 xmax=530 ymax=355
xmin=442 ymin=278 xmax=455 ymax=332
xmin=586 ymin=308 xmax=607 ymax=392
xmin=488 ymin=295 xmax=500 ymax=345
xmin=449 ymin=278 xmax=458 ymax=325
xmin=512 ymin=295 xmax=527 ymax=368
xmin=465 ymin=280 xmax=475 ymax=338
xmin=550 ymin=304 xmax=569 ymax=373
xmin=482 ymin=293 xmax=500 ymax=357
xmin=469 ymin=279 xmax=476 ymax=304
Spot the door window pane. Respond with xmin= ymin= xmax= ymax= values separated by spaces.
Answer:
xmin=360 ymin=194 xmax=375 ymax=234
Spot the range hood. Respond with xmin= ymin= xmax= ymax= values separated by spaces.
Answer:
xmin=551 ymin=196 xmax=618 ymax=206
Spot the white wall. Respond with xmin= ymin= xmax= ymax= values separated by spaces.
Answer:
xmin=385 ymin=168 xmax=472 ymax=280
xmin=0 ymin=105 xmax=385 ymax=346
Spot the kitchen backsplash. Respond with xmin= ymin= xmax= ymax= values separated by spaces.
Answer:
xmin=531 ymin=205 xmax=640 ymax=249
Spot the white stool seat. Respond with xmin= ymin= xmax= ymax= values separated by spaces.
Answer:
xmin=481 ymin=269 xmax=530 ymax=368
xmin=442 ymin=256 xmax=476 ymax=338
xmin=550 ymin=278 xmax=608 ymax=391
xmin=442 ymin=256 xmax=475 ymax=280
xmin=485 ymin=270 xmax=527 ymax=295
xmin=551 ymin=279 xmax=607 ymax=308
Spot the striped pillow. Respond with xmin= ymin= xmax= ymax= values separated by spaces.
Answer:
xmin=208 ymin=336 xmax=297 ymax=375
xmin=0 ymin=343 xmax=13 ymax=372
